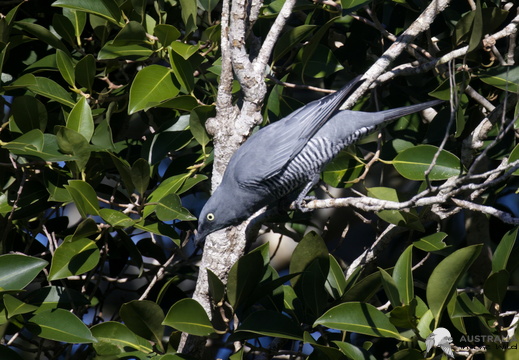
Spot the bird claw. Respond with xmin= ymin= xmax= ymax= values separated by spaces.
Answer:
xmin=294 ymin=196 xmax=317 ymax=212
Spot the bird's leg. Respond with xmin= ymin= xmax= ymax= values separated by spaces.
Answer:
xmin=294 ymin=175 xmax=320 ymax=212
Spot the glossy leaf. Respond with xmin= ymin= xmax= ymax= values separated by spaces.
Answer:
xmin=119 ymin=300 xmax=164 ymax=346
xmin=393 ymin=245 xmax=414 ymax=305
xmin=75 ymin=54 xmax=96 ymax=93
xmin=367 ymin=187 xmax=424 ymax=231
xmin=98 ymin=41 xmax=153 ymax=61
xmin=52 ymin=14 xmax=76 ymax=46
xmin=227 ymin=243 xmax=269 ymax=308
xmin=48 ymin=238 xmax=100 ymax=281
xmin=169 ymin=48 xmax=194 ymax=93
xmin=0 ymin=254 xmax=48 ymax=291
xmin=289 ymin=231 xmax=329 ymax=284
xmin=379 ymin=268 xmax=400 ymax=308
xmin=30 ymin=309 xmax=96 ymax=343
xmin=163 ymin=298 xmax=214 ymax=336
xmin=15 ymin=21 xmax=68 ymax=52
xmin=131 ymin=158 xmax=150 ymax=196
xmin=314 ymin=302 xmax=409 ymax=341
xmin=478 ymin=66 xmax=519 ymax=93
xmin=113 ymin=21 xmax=147 ymax=44
xmin=273 ymin=25 xmax=315 ymax=62
xmin=56 ymin=49 xmax=76 ymax=86
xmin=91 ymin=321 xmax=152 ymax=355
xmin=99 ymin=209 xmax=136 ymax=228
xmin=492 ymin=227 xmax=518 ymax=273
xmin=189 ymin=105 xmax=214 ymax=147
xmin=334 ymin=341 xmax=377 ymax=360
xmin=154 ymin=24 xmax=180 ymax=47
xmin=26 ymin=286 xmax=90 ymax=314
xmin=484 ymin=270 xmax=509 ymax=304
xmin=323 ymin=151 xmax=364 ymax=188
xmin=52 ymin=0 xmax=124 ymax=26
xmin=63 ymin=8 xmax=86 ymax=44
xmin=393 ymin=145 xmax=462 ymax=181
xmin=128 ymin=65 xmax=180 ymax=114
xmin=426 ymin=245 xmax=482 ymax=327
xmin=236 ymin=310 xmax=303 ymax=340
xmin=325 ymin=255 xmax=347 ymax=299
xmin=9 ymin=74 xmax=75 ymax=107
xmin=67 ymin=97 xmax=94 ymax=141
xmin=413 ymin=232 xmax=448 ymax=252
xmin=64 ymin=180 xmax=100 ymax=217
xmin=155 ymin=193 xmax=196 ymax=222
xmin=3 ymin=294 xmax=39 ymax=317
xmin=178 ymin=0 xmax=197 ymax=34
xmin=56 ymin=126 xmax=91 ymax=170
xmin=10 ymin=96 xmax=47 ymax=133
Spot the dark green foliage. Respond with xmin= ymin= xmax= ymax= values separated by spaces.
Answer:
xmin=0 ymin=0 xmax=518 ymax=359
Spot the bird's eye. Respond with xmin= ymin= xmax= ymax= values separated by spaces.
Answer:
xmin=206 ymin=213 xmax=215 ymax=221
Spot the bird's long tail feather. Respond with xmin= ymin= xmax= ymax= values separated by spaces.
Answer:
xmin=380 ymin=99 xmax=444 ymax=121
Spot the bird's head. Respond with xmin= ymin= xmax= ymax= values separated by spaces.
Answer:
xmin=194 ymin=186 xmax=252 ymax=244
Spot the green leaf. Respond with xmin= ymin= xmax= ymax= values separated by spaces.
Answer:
xmin=154 ymin=24 xmax=180 ymax=47
xmin=492 ymin=227 xmax=518 ymax=273
xmin=289 ymin=231 xmax=329 ymax=284
xmin=29 ymin=308 xmax=97 ymax=343
xmin=169 ymin=42 xmax=199 ymax=60
xmin=52 ymin=0 xmax=124 ymax=26
xmin=143 ymin=174 xmax=189 ymax=217
xmin=10 ymin=96 xmax=47 ymax=133
xmin=273 ymin=25 xmax=315 ymax=63
xmin=91 ymin=321 xmax=152 ymax=355
xmin=334 ymin=341 xmax=377 ymax=360
xmin=235 ymin=310 xmax=303 ymax=341
xmin=56 ymin=49 xmax=76 ymax=86
xmin=64 ymin=180 xmax=100 ymax=217
xmin=113 ymin=21 xmax=147 ymax=44
xmin=128 ymin=65 xmax=180 ymax=114
xmin=392 ymin=145 xmax=462 ymax=181
xmin=0 ymin=254 xmax=48 ymax=291
xmin=207 ymin=269 xmax=226 ymax=304
xmin=483 ymin=270 xmax=509 ymax=304
xmin=227 ymin=244 xmax=269 ymax=308
xmin=367 ymin=187 xmax=424 ymax=231
xmin=478 ymin=66 xmax=519 ymax=93
xmin=119 ymin=300 xmax=164 ymax=346
xmin=297 ymin=45 xmax=343 ymax=78
xmin=426 ymin=244 xmax=482 ymax=327
xmin=56 ymin=126 xmax=91 ymax=171
xmin=198 ymin=0 xmax=219 ymax=12
xmin=8 ymin=74 xmax=75 ymax=107
xmin=63 ymin=8 xmax=86 ymax=45
xmin=379 ymin=268 xmax=400 ymax=308
xmin=75 ymin=54 xmax=96 ymax=93
xmin=67 ymin=97 xmax=94 ymax=141
xmin=314 ymin=302 xmax=409 ymax=341
xmin=178 ymin=0 xmax=198 ymax=35
xmin=341 ymin=0 xmax=373 ymax=11
xmin=14 ymin=21 xmax=68 ymax=53
xmin=98 ymin=41 xmax=153 ymax=61
xmin=48 ymin=238 xmax=100 ymax=281
xmin=155 ymin=193 xmax=196 ymax=222
xmin=26 ymin=286 xmax=89 ymax=314
xmin=131 ymin=158 xmax=150 ymax=196
xmin=163 ymin=298 xmax=214 ymax=336
xmin=325 ymin=255 xmax=347 ymax=299
xmin=169 ymin=48 xmax=194 ymax=93
xmin=413 ymin=232 xmax=448 ymax=252
xmin=99 ymin=209 xmax=136 ymax=228
xmin=393 ymin=245 xmax=413 ymax=305
xmin=3 ymin=294 xmax=39 ymax=317
xmin=189 ymin=105 xmax=214 ymax=147
xmin=53 ymin=14 xmax=76 ymax=46
xmin=468 ymin=0 xmax=483 ymax=52
xmin=323 ymin=151 xmax=364 ymax=188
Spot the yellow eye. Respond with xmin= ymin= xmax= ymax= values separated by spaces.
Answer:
xmin=206 ymin=213 xmax=215 ymax=221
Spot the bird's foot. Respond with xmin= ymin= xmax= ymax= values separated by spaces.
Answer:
xmin=294 ymin=196 xmax=317 ymax=213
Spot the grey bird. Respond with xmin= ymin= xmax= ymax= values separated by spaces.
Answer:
xmin=425 ymin=327 xmax=454 ymax=358
xmin=195 ymin=77 xmax=443 ymax=243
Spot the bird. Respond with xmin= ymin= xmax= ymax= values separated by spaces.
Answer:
xmin=425 ymin=327 xmax=454 ymax=358
xmin=195 ymin=77 xmax=443 ymax=243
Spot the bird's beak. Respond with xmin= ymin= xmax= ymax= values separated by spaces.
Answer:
xmin=193 ymin=229 xmax=206 ymax=246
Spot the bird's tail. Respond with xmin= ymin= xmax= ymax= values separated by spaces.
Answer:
xmin=379 ymin=99 xmax=444 ymax=121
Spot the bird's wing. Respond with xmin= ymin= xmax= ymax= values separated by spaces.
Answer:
xmin=439 ymin=342 xmax=454 ymax=358
xmin=233 ymin=76 xmax=363 ymax=187
xmin=425 ymin=336 xmax=434 ymax=353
